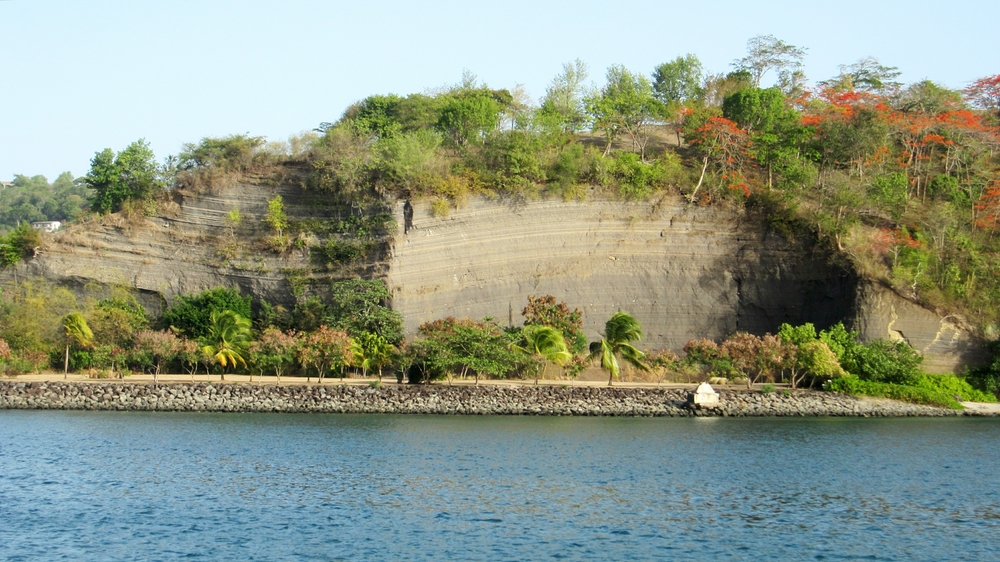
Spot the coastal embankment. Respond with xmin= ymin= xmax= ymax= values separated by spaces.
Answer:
xmin=0 ymin=381 xmax=991 ymax=417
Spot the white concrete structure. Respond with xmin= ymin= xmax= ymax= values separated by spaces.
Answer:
xmin=689 ymin=382 xmax=720 ymax=409
xmin=30 ymin=221 xmax=62 ymax=233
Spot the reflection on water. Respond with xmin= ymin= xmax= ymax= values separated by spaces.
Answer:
xmin=1 ymin=413 xmax=998 ymax=560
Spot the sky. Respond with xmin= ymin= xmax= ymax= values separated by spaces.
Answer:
xmin=2 ymin=0 xmax=997 ymax=181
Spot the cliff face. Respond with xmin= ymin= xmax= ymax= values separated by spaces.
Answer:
xmin=0 ymin=179 xmax=985 ymax=373
xmin=4 ymin=176 xmax=373 ymax=314
xmin=849 ymin=281 xmax=989 ymax=373
xmin=387 ymin=197 xmax=856 ymax=352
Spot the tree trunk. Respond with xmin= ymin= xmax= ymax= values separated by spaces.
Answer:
xmin=64 ymin=344 xmax=69 ymax=379
xmin=689 ymin=157 xmax=709 ymax=203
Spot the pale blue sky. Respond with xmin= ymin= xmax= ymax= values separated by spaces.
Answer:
xmin=2 ymin=0 xmax=997 ymax=181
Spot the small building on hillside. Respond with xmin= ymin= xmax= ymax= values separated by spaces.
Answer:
xmin=0 ymin=182 xmax=13 ymax=189
xmin=31 ymin=221 xmax=62 ymax=233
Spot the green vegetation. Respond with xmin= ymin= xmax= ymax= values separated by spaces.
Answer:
xmin=0 ymin=224 xmax=43 ymax=267
xmin=161 ymin=287 xmax=252 ymax=339
xmin=588 ymin=312 xmax=648 ymax=386
xmin=0 ymin=278 xmax=997 ymax=417
xmin=0 ymin=173 xmax=88 ymax=232
xmin=83 ymin=139 xmax=163 ymax=214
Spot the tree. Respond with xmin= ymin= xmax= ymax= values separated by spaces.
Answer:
xmin=437 ymin=88 xmax=509 ymax=146
xmin=964 ymin=74 xmax=1000 ymax=118
xmin=974 ymin=179 xmax=1000 ymax=235
xmin=777 ymin=323 xmax=846 ymax=388
xmin=62 ymin=312 xmax=93 ymax=378
xmin=297 ymin=325 xmax=352 ymax=383
xmin=721 ymin=332 xmax=785 ymax=388
xmin=415 ymin=317 xmax=523 ymax=384
xmin=652 ymin=54 xmax=704 ymax=105
xmin=352 ymin=94 xmax=405 ymax=139
xmin=793 ymin=341 xmax=847 ymax=388
xmin=686 ymin=116 xmax=752 ymax=201
xmin=588 ymin=312 xmax=647 ymax=386
xmin=652 ymin=54 xmax=705 ymax=144
xmin=513 ymin=324 xmax=572 ymax=385
xmin=161 ymin=287 xmax=252 ymax=340
xmin=83 ymin=139 xmax=162 ymax=214
xmin=200 ymin=310 xmax=252 ymax=379
xmin=177 ymin=337 xmax=202 ymax=381
xmin=733 ymin=35 xmax=806 ymax=88
xmin=820 ymin=57 xmax=902 ymax=96
xmin=249 ymin=327 xmax=299 ymax=385
xmin=133 ymin=329 xmax=180 ymax=383
xmin=374 ymin=129 xmax=443 ymax=193
xmin=349 ymin=331 xmax=395 ymax=382
xmin=89 ymin=291 xmax=149 ymax=351
xmin=521 ymin=295 xmax=587 ymax=354
xmin=539 ymin=59 xmax=590 ymax=133
xmin=585 ymin=65 xmax=660 ymax=159
xmin=327 ymin=279 xmax=404 ymax=343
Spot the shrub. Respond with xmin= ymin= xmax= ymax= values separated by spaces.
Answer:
xmin=430 ymin=197 xmax=450 ymax=217
xmin=311 ymin=239 xmax=365 ymax=267
xmin=161 ymin=287 xmax=251 ymax=339
xmin=825 ymin=376 xmax=962 ymax=409
xmin=915 ymin=373 xmax=996 ymax=403
xmin=596 ymin=151 xmax=666 ymax=199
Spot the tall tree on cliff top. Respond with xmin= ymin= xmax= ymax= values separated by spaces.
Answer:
xmin=539 ymin=59 xmax=590 ymax=134
xmin=83 ymin=139 xmax=162 ymax=214
xmin=965 ymin=74 xmax=1000 ymax=118
xmin=585 ymin=65 xmax=659 ymax=159
xmin=733 ymin=35 xmax=806 ymax=88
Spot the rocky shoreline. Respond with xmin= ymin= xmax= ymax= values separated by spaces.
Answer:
xmin=0 ymin=381 xmax=990 ymax=417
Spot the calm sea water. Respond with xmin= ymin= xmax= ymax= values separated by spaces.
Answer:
xmin=1 ymin=412 xmax=998 ymax=561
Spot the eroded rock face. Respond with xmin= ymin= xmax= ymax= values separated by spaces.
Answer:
xmin=2 ymin=176 xmax=376 ymax=313
xmin=387 ymin=197 xmax=857 ymax=352
xmin=849 ymin=281 xmax=988 ymax=373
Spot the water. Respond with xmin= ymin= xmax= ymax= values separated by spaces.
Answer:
xmin=1 ymin=413 xmax=998 ymax=561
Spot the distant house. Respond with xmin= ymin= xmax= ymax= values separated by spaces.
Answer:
xmin=0 ymin=182 xmax=13 ymax=189
xmin=31 ymin=221 xmax=62 ymax=233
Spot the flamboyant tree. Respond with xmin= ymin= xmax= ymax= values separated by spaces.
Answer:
xmin=686 ymin=116 xmax=752 ymax=201
xmin=965 ymin=74 xmax=1000 ymax=118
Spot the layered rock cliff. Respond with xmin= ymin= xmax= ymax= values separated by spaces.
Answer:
xmin=0 ymin=178 xmax=985 ymax=372
xmin=388 ymin=197 xmax=855 ymax=350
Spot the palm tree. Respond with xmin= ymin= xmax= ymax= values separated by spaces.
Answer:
xmin=588 ymin=312 xmax=647 ymax=386
xmin=200 ymin=310 xmax=252 ymax=380
xmin=514 ymin=325 xmax=573 ymax=385
xmin=350 ymin=332 xmax=395 ymax=382
xmin=62 ymin=313 xmax=93 ymax=379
